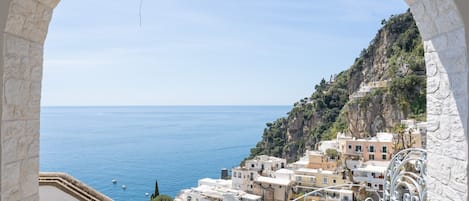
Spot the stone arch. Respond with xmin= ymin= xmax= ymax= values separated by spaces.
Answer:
xmin=405 ymin=0 xmax=469 ymax=200
xmin=0 ymin=0 xmax=468 ymax=200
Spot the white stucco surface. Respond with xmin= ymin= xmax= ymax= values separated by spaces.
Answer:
xmin=39 ymin=186 xmax=80 ymax=201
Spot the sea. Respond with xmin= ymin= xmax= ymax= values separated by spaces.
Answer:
xmin=40 ymin=106 xmax=291 ymax=201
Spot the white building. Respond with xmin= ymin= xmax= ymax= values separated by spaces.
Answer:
xmin=293 ymin=168 xmax=349 ymax=189
xmin=352 ymin=161 xmax=389 ymax=192
xmin=244 ymin=155 xmax=286 ymax=177
xmin=289 ymin=153 xmax=309 ymax=169
xmin=253 ymin=176 xmax=293 ymax=201
xmin=318 ymin=140 xmax=339 ymax=153
xmin=232 ymin=155 xmax=287 ymax=193
xmin=400 ymin=119 xmax=426 ymax=148
xmin=336 ymin=133 xmax=354 ymax=154
xmin=175 ymin=178 xmax=261 ymax=201
xmin=231 ymin=167 xmax=259 ymax=193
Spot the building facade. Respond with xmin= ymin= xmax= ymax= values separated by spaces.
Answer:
xmin=344 ymin=133 xmax=394 ymax=162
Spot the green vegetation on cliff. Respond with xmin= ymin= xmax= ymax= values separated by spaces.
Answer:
xmin=248 ymin=10 xmax=425 ymax=162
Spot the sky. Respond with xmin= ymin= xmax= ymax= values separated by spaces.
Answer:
xmin=42 ymin=0 xmax=409 ymax=106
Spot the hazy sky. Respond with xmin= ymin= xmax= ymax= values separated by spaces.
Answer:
xmin=42 ymin=0 xmax=408 ymax=106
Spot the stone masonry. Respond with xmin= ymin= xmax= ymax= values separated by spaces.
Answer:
xmin=406 ymin=0 xmax=469 ymax=200
xmin=0 ymin=0 xmax=468 ymax=200
xmin=1 ymin=0 xmax=59 ymax=201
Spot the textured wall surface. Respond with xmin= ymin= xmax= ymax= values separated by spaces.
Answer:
xmin=0 ymin=0 xmax=468 ymax=201
xmin=406 ymin=0 xmax=469 ymax=200
xmin=1 ymin=0 xmax=59 ymax=200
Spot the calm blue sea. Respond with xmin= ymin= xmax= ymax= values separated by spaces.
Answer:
xmin=40 ymin=106 xmax=290 ymax=201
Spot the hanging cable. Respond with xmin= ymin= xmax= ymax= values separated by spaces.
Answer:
xmin=139 ymin=0 xmax=144 ymax=27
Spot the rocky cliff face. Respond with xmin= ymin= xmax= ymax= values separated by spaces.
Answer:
xmin=248 ymin=11 xmax=425 ymax=162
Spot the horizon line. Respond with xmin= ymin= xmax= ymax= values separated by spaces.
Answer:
xmin=40 ymin=104 xmax=293 ymax=107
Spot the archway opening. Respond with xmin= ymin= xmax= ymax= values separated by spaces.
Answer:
xmin=0 ymin=0 xmax=468 ymax=201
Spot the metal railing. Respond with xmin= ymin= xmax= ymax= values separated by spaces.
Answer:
xmin=292 ymin=183 xmax=380 ymax=201
xmin=292 ymin=148 xmax=427 ymax=201
xmin=383 ymin=148 xmax=427 ymax=201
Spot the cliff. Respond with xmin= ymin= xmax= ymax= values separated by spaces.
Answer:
xmin=248 ymin=11 xmax=425 ymax=162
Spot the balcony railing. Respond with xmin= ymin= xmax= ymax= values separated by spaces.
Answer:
xmin=292 ymin=148 xmax=427 ymax=201
xmin=383 ymin=148 xmax=427 ymax=201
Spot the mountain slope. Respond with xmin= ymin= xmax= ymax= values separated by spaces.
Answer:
xmin=248 ymin=11 xmax=425 ymax=162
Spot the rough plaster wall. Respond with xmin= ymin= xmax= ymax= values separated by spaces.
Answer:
xmin=1 ymin=0 xmax=59 ymax=200
xmin=406 ymin=0 xmax=469 ymax=200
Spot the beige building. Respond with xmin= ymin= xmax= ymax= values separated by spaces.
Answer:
xmin=249 ymin=169 xmax=294 ymax=201
xmin=337 ymin=133 xmax=354 ymax=154
xmin=399 ymin=119 xmax=425 ymax=149
xmin=294 ymin=168 xmax=349 ymax=189
xmin=232 ymin=155 xmax=286 ymax=193
xmin=306 ymin=151 xmax=338 ymax=171
xmin=344 ymin=133 xmax=394 ymax=161
xmin=253 ymin=176 xmax=292 ymax=201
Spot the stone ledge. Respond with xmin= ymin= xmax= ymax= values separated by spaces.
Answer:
xmin=39 ymin=172 xmax=113 ymax=201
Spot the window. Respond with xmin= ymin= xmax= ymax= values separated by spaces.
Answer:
xmin=250 ymin=172 xmax=254 ymax=181
xmin=367 ymin=183 xmax=372 ymax=188
xmin=382 ymin=146 xmax=387 ymax=153
xmin=323 ymin=177 xmax=328 ymax=184
xmin=382 ymin=154 xmax=387 ymax=160
xmin=355 ymin=145 xmax=362 ymax=152
xmin=333 ymin=179 xmax=336 ymax=184
xmin=348 ymin=145 xmax=352 ymax=149
xmin=251 ymin=164 xmax=255 ymax=168
xmin=296 ymin=176 xmax=301 ymax=182
xmin=369 ymin=145 xmax=375 ymax=152
xmin=187 ymin=196 xmax=192 ymax=201
xmin=250 ymin=185 xmax=253 ymax=189
xmin=233 ymin=172 xmax=237 ymax=178
xmin=281 ymin=163 xmax=285 ymax=168
xmin=310 ymin=177 xmax=314 ymax=184
xmin=371 ymin=173 xmax=376 ymax=177
xmin=369 ymin=154 xmax=374 ymax=160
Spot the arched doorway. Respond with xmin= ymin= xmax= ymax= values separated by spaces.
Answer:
xmin=0 ymin=0 xmax=467 ymax=200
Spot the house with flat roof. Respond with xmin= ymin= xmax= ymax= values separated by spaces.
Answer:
xmin=351 ymin=161 xmax=390 ymax=192
xmin=293 ymin=168 xmax=349 ymax=190
xmin=175 ymin=178 xmax=261 ymax=201
xmin=344 ymin=133 xmax=394 ymax=162
xmin=253 ymin=176 xmax=292 ymax=201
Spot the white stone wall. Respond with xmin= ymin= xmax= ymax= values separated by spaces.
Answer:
xmin=1 ymin=0 xmax=59 ymax=200
xmin=406 ymin=0 xmax=469 ymax=200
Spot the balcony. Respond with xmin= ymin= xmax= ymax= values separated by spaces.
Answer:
xmin=39 ymin=172 xmax=113 ymax=201
xmin=293 ymin=148 xmax=427 ymax=201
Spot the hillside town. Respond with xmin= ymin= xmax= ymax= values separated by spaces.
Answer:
xmin=174 ymin=119 xmax=425 ymax=201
